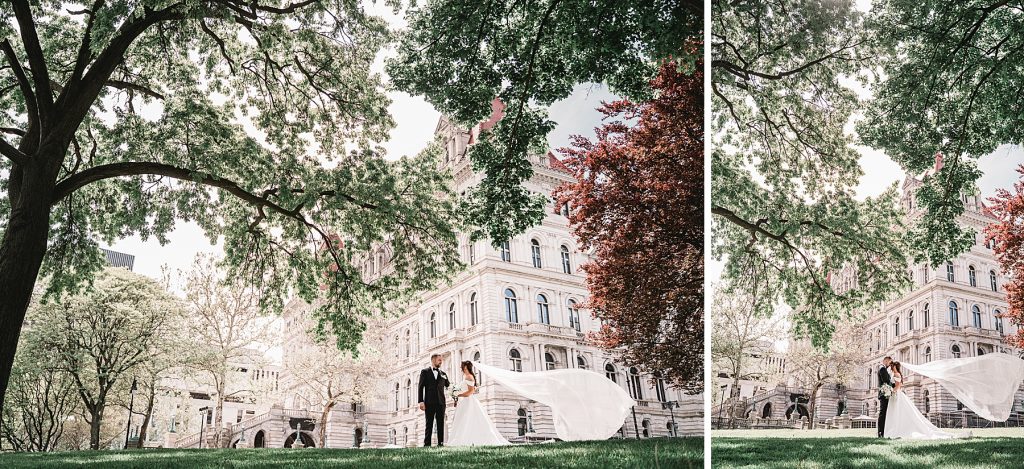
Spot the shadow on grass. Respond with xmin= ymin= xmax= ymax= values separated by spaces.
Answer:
xmin=712 ymin=436 xmax=1024 ymax=468
xmin=0 ymin=438 xmax=701 ymax=469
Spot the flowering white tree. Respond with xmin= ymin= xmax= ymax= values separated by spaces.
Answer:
xmin=784 ymin=321 xmax=864 ymax=429
xmin=283 ymin=301 xmax=388 ymax=448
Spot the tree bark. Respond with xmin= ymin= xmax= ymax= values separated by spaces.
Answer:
xmin=0 ymin=164 xmax=54 ymax=421
xmin=88 ymin=410 xmax=102 ymax=450
xmin=136 ymin=385 xmax=156 ymax=448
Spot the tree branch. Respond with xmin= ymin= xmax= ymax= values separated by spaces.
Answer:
xmin=1 ymin=38 xmax=39 ymax=127
xmin=0 ymin=137 xmax=30 ymax=165
xmin=11 ymin=0 xmax=55 ymax=119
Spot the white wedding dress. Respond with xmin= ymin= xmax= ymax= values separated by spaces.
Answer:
xmin=447 ymin=377 xmax=510 ymax=447
xmin=884 ymin=372 xmax=965 ymax=440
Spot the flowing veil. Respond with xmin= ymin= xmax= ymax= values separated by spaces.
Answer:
xmin=473 ymin=361 xmax=635 ymax=440
xmin=901 ymin=353 xmax=1024 ymax=421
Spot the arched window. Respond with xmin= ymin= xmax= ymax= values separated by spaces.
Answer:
xmin=560 ymin=245 xmax=572 ymax=274
xmin=908 ymin=310 xmax=914 ymax=331
xmin=991 ymin=270 xmax=998 ymax=291
xmin=948 ymin=301 xmax=959 ymax=327
xmin=868 ymin=332 xmax=874 ymax=352
xmin=505 ymin=289 xmax=518 ymax=323
xmin=469 ymin=293 xmax=478 ymax=326
xmin=500 ymin=241 xmax=511 ymax=262
xmin=876 ymin=328 xmax=881 ymax=350
xmin=567 ymin=299 xmax=581 ymax=332
xmin=404 ymin=330 xmax=411 ymax=357
xmin=952 ymin=344 xmax=962 ymax=358
xmin=509 ymin=348 xmax=523 ymax=372
xmin=517 ymin=408 xmax=528 ymax=436
xmin=468 ymin=241 xmax=475 ymax=264
xmin=530 ymin=239 xmax=542 ymax=268
xmin=969 ymin=265 xmax=977 ymax=287
xmin=924 ymin=303 xmax=930 ymax=328
xmin=995 ymin=310 xmax=1004 ymax=334
xmin=641 ymin=419 xmax=651 ymax=438
xmin=894 ymin=317 xmax=900 ymax=337
xmin=403 ymin=427 xmax=408 ymax=446
xmin=405 ymin=379 xmax=411 ymax=407
xmin=545 ymin=352 xmax=556 ymax=370
xmin=448 ymin=303 xmax=457 ymax=329
xmin=924 ymin=346 xmax=932 ymax=362
xmin=627 ymin=367 xmax=643 ymax=399
xmin=394 ymin=382 xmax=400 ymax=411
xmin=561 ymin=201 xmax=570 ymax=217
xmin=473 ymin=351 xmax=482 ymax=384
xmin=605 ymin=363 xmax=618 ymax=383
xmin=654 ymin=371 xmax=668 ymax=402
xmin=536 ymin=294 xmax=550 ymax=324
xmin=977 ymin=347 xmax=986 ymax=356
xmin=924 ymin=390 xmax=930 ymax=413
xmin=394 ymin=334 xmax=400 ymax=358
xmin=946 ymin=261 xmax=955 ymax=282
xmin=972 ymin=305 xmax=982 ymax=328
xmin=429 ymin=312 xmax=436 ymax=338
xmin=577 ymin=355 xmax=588 ymax=370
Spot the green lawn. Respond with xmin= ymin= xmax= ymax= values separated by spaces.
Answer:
xmin=0 ymin=438 xmax=700 ymax=469
xmin=713 ymin=428 xmax=1024 ymax=468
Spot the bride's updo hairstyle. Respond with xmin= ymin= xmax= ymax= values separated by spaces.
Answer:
xmin=892 ymin=361 xmax=902 ymax=374
xmin=461 ymin=360 xmax=474 ymax=375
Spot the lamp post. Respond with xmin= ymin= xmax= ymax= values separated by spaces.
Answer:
xmin=662 ymin=401 xmax=679 ymax=437
xmin=198 ymin=406 xmax=209 ymax=449
xmin=124 ymin=377 xmax=138 ymax=449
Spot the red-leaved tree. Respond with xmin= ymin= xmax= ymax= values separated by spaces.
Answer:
xmin=985 ymin=164 xmax=1024 ymax=348
xmin=554 ymin=52 xmax=703 ymax=392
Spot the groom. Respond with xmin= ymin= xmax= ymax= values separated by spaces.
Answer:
xmin=877 ymin=356 xmax=894 ymax=438
xmin=418 ymin=353 xmax=450 ymax=447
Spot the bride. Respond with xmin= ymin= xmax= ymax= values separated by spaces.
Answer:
xmin=884 ymin=361 xmax=965 ymax=440
xmin=447 ymin=361 xmax=510 ymax=446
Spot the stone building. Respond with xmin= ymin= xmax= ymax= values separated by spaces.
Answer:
xmin=728 ymin=164 xmax=1024 ymax=428
xmin=172 ymin=102 xmax=702 ymax=448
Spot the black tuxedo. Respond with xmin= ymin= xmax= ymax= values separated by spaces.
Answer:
xmin=877 ymin=365 xmax=894 ymax=437
xmin=418 ymin=366 xmax=450 ymax=446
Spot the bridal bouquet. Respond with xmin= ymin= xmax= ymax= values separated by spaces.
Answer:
xmin=879 ymin=384 xmax=893 ymax=399
xmin=450 ymin=382 xmax=464 ymax=400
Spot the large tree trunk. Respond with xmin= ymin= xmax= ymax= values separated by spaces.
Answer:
xmin=88 ymin=410 xmax=102 ymax=450
xmin=136 ymin=386 xmax=156 ymax=448
xmin=0 ymin=164 xmax=54 ymax=420
xmin=318 ymin=400 xmax=336 ymax=448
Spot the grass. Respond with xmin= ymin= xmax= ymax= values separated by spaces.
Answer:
xmin=712 ymin=428 xmax=1024 ymax=468
xmin=0 ymin=438 xmax=700 ymax=469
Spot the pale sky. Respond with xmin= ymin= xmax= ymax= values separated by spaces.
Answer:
xmin=105 ymin=1 xmax=619 ymax=282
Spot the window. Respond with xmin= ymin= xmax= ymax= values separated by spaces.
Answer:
xmin=957 ymin=400 xmax=964 ymax=410
xmin=500 ymin=241 xmax=511 ymax=262
xmin=978 ymin=347 xmax=986 ymax=356
xmin=924 ymin=303 xmax=930 ymax=328
xmin=537 ymin=294 xmax=550 ymax=324
xmin=469 ymin=293 xmax=478 ymax=326
xmin=468 ymin=242 xmax=475 ymax=264
xmin=577 ymin=355 xmax=587 ymax=370
xmin=568 ymin=299 xmax=581 ymax=332
xmin=876 ymin=328 xmax=881 ymax=350
xmin=655 ymin=371 xmax=667 ymax=402
xmin=236 ymin=409 xmax=243 ymax=423
xmin=505 ymin=289 xmax=519 ymax=323
xmin=969 ymin=265 xmax=977 ymax=287
xmin=405 ymin=379 xmax=411 ymax=407
xmin=972 ymin=305 xmax=982 ymax=328
xmin=946 ymin=261 xmax=955 ymax=282
xmin=429 ymin=312 xmax=436 ymax=338
xmin=605 ymin=363 xmax=618 ymax=383
xmin=924 ymin=346 xmax=931 ymax=362
xmin=991 ymin=270 xmax=998 ymax=291
xmin=517 ymin=409 xmax=528 ymax=436
xmin=560 ymin=202 xmax=570 ymax=217
xmin=908 ymin=311 xmax=914 ymax=331
xmin=641 ymin=419 xmax=651 ymax=438
xmin=394 ymin=383 xmax=400 ymax=411
xmin=473 ymin=351 xmax=482 ymax=383
xmin=394 ymin=334 xmax=400 ymax=359
xmin=894 ymin=317 xmax=900 ymax=337
xmin=561 ymin=245 xmax=572 ymax=274
xmin=509 ymin=348 xmax=523 ymax=372
xmin=449 ymin=303 xmax=456 ymax=329
xmin=627 ymin=367 xmax=643 ymax=400
xmin=924 ymin=390 xmax=930 ymax=413
xmin=949 ymin=301 xmax=959 ymax=327
xmin=531 ymin=239 xmax=542 ymax=268
xmin=545 ymin=352 xmax=556 ymax=370
xmin=403 ymin=427 xmax=408 ymax=446
xmin=996 ymin=311 xmax=1004 ymax=334
xmin=952 ymin=344 xmax=962 ymax=358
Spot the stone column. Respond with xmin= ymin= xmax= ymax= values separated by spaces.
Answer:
xmin=539 ymin=343 xmax=546 ymax=370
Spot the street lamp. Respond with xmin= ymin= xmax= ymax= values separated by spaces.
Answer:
xmin=662 ymin=401 xmax=679 ymax=437
xmin=124 ymin=377 xmax=138 ymax=449
xmin=198 ymin=406 xmax=209 ymax=449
